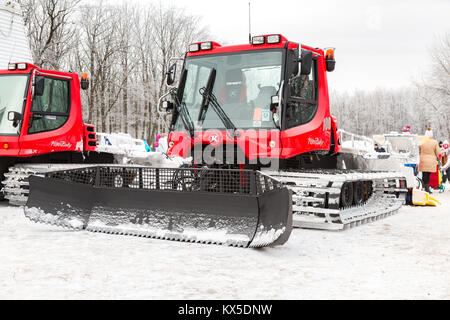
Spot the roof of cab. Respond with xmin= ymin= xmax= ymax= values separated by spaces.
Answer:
xmin=186 ymin=34 xmax=323 ymax=57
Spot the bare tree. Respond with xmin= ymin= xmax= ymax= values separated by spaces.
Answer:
xmin=143 ymin=3 xmax=209 ymax=142
xmin=417 ymin=33 xmax=450 ymax=137
xmin=20 ymin=0 xmax=80 ymax=69
xmin=19 ymin=0 xmax=209 ymax=143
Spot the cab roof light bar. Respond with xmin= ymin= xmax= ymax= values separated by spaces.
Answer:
xmin=252 ymin=34 xmax=282 ymax=45
xmin=189 ymin=42 xmax=215 ymax=53
xmin=7 ymin=63 xmax=28 ymax=70
xmin=188 ymin=35 xmax=283 ymax=52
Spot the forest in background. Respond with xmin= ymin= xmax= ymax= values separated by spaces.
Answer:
xmin=332 ymin=34 xmax=450 ymax=141
xmin=18 ymin=0 xmax=450 ymax=143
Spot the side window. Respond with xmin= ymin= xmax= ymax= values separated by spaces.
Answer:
xmin=28 ymin=77 xmax=70 ymax=134
xmin=290 ymin=73 xmax=315 ymax=100
xmin=286 ymin=59 xmax=317 ymax=129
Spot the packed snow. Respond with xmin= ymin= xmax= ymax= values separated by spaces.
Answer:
xmin=1 ymin=189 xmax=449 ymax=299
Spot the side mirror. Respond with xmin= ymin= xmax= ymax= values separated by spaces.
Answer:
xmin=34 ymin=76 xmax=45 ymax=97
xmin=300 ymin=50 xmax=313 ymax=75
xmin=270 ymin=95 xmax=279 ymax=112
xmin=162 ymin=101 xmax=174 ymax=111
xmin=166 ymin=63 xmax=177 ymax=86
xmin=7 ymin=111 xmax=22 ymax=127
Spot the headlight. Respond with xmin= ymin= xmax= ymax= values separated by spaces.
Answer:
xmin=251 ymin=36 xmax=265 ymax=45
xmin=267 ymin=35 xmax=281 ymax=44
xmin=200 ymin=42 xmax=213 ymax=50
xmin=189 ymin=43 xmax=200 ymax=52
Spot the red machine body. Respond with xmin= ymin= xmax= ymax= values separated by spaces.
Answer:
xmin=0 ymin=62 xmax=112 ymax=192
xmin=165 ymin=35 xmax=341 ymax=168
xmin=0 ymin=63 xmax=97 ymax=159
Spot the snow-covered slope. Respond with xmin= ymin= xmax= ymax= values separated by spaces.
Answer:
xmin=1 ymin=189 xmax=449 ymax=299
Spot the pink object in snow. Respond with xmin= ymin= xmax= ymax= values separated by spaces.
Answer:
xmin=154 ymin=134 xmax=161 ymax=147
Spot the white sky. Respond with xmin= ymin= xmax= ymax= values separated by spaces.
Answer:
xmin=112 ymin=0 xmax=450 ymax=93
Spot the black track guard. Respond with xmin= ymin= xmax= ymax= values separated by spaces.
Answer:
xmin=25 ymin=167 xmax=292 ymax=248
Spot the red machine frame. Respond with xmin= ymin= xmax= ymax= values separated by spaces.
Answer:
xmin=0 ymin=63 xmax=97 ymax=160
xmin=166 ymin=35 xmax=341 ymax=165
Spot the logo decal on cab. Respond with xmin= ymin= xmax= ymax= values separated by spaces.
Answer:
xmin=51 ymin=141 xmax=72 ymax=148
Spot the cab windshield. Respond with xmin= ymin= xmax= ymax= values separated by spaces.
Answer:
xmin=0 ymin=75 xmax=28 ymax=135
xmin=177 ymin=50 xmax=283 ymax=130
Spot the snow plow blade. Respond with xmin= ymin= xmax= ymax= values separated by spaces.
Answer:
xmin=24 ymin=166 xmax=292 ymax=248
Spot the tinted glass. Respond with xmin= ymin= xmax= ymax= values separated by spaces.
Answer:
xmin=286 ymin=60 xmax=317 ymax=128
xmin=29 ymin=77 xmax=70 ymax=134
xmin=32 ymin=78 xmax=69 ymax=113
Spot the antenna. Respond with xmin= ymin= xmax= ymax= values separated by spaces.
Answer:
xmin=248 ymin=1 xmax=252 ymax=43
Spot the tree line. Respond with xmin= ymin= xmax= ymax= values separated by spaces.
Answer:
xmin=331 ymin=34 xmax=450 ymax=141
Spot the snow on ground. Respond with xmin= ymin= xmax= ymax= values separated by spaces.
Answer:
xmin=1 ymin=189 xmax=449 ymax=299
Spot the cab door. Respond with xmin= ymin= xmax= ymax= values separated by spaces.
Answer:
xmin=281 ymin=57 xmax=331 ymax=158
xmin=19 ymin=73 xmax=80 ymax=158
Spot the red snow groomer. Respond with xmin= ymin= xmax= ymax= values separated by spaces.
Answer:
xmin=0 ymin=63 xmax=116 ymax=205
xmin=24 ymin=35 xmax=407 ymax=248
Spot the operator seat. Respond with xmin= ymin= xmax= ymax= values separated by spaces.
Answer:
xmin=220 ymin=69 xmax=247 ymax=105
xmin=252 ymin=86 xmax=277 ymax=108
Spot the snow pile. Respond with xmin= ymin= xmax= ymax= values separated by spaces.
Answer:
xmin=24 ymin=207 xmax=85 ymax=230
xmin=125 ymin=152 xmax=191 ymax=168
xmin=250 ymin=226 xmax=286 ymax=247
xmin=96 ymin=132 xmax=143 ymax=155
xmin=341 ymin=140 xmax=374 ymax=154
xmin=25 ymin=207 xmax=58 ymax=224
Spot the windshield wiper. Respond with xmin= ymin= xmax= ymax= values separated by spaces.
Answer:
xmin=198 ymin=68 xmax=237 ymax=135
xmin=198 ymin=68 xmax=216 ymax=123
xmin=203 ymin=90 xmax=237 ymax=133
xmin=178 ymin=101 xmax=195 ymax=138
xmin=172 ymin=96 xmax=194 ymax=138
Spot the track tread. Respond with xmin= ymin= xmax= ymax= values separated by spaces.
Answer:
xmin=266 ymin=169 xmax=407 ymax=230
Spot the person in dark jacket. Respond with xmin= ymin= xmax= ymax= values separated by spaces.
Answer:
xmin=374 ymin=143 xmax=386 ymax=153
xmin=441 ymin=140 xmax=450 ymax=183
